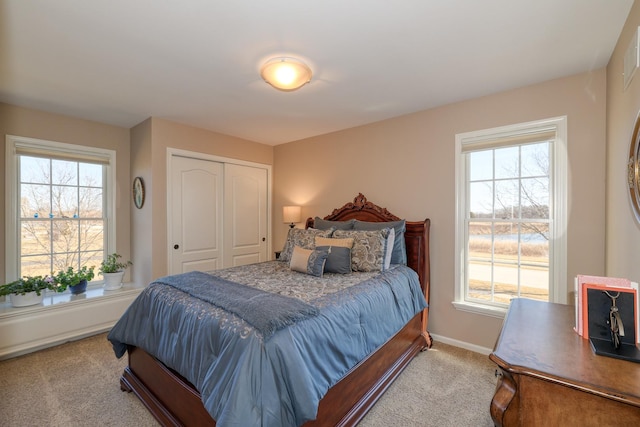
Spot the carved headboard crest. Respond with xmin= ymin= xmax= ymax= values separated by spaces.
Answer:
xmin=324 ymin=193 xmax=400 ymax=222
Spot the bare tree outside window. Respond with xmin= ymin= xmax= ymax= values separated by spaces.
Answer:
xmin=19 ymin=156 xmax=105 ymax=277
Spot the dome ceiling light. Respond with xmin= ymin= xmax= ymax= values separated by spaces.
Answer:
xmin=260 ymin=57 xmax=312 ymax=92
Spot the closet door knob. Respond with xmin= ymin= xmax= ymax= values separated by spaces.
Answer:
xmin=174 ymin=244 xmax=179 ymax=250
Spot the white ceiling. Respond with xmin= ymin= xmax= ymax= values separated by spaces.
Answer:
xmin=0 ymin=1 xmax=634 ymax=145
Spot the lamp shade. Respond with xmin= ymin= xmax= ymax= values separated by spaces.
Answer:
xmin=283 ymin=205 xmax=302 ymax=225
xmin=260 ymin=57 xmax=312 ymax=91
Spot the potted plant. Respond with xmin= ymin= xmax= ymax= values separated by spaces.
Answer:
xmin=55 ymin=265 xmax=95 ymax=295
xmin=0 ymin=274 xmax=63 ymax=307
xmin=99 ymin=253 xmax=132 ymax=291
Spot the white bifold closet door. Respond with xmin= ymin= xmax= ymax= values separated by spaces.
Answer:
xmin=169 ymin=155 xmax=268 ymax=274
xmin=223 ymin=163 xmax=268 ymax=267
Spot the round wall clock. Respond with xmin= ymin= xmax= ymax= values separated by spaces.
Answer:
xmin=133 ymin=176 xmax=145 ymax=209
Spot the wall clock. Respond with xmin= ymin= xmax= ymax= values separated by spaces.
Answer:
xmin=133 ymin=176 xmax=145 ymax=209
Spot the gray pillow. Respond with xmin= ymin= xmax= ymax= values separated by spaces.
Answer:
xmin=313 ymin=217 xmax=355 ymax=230
xmin=353 ymin=219 xmax=407 ymax=265
xmin=316 ymin=246 xmax=352 ymax=274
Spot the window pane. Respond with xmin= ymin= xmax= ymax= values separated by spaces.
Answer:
xmin=21 ymin=254 xmax=53 ymax=277
xmin=521 ymin=222 xmax=549 ymax=301
xmin=492 ymin=261 xmax=519 ymax=303
xmin=469 ymin=182 xmax=493 ymax=218
xmin=468 ymin=221 xmax=492 ymax=261
xmin=467 ymin=260 xmax=493 ymax=301
xmin=493 ymin=222 xmax=520 ymax=303
xmin=52 ymin=159 xmax=78 ymax=186
xmin=495 ymin=179 xmax=519 ymax=219
xmin=522 ymin=222 xmax=548 ymax=241
xmin=521 ymin=142 xmax=549 ymax=177
xmin=80 ymin=220 xmax=104 ymax=253
xmin=20 ymin=156 xmax=50 ymax=184
xmin=52 ymin=185 xmax=78 ymax=218
xmin=521 ymin=177 xmax=549 ymax=219
xmin=83 ymin=250 xmax=103 ymax=271
xmin=494 ymin=146 xmax=519 ymax=179
xmin=469 ymin=150 xmax=493 ymax=181
xmin=21 ymin=220 xmax=51 ymax=256
xmin=53 ymin=252 xmax=79 ymax=272
xmin=52 ymin=219 xmax=79 ymax=255
xmin=467 ymin=221 xmax=493 ymax=301
xmin=79 ymin=163 xmax=103 ymax=187
xmin=79 ymin=187 xmax=103 ymax=218
xmin=21 ymin=184 xmax=51 ymax=218
xmin=493 ymin=224 xmax=519 ymax=294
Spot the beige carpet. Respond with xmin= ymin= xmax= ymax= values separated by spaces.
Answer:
xmin=0 ymin=334 xmax=496 ymax=426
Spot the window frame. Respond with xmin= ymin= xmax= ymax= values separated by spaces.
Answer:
xmin=453 ymin=117 xmax=568 ymax=317
xmin=5 ymin=135 xmax=117 ymax=284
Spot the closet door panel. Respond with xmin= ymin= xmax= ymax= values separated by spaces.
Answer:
xmin=169 ymin=156 xmax=223 ymax=274
xmin=223 ymin=164 xmax=268 ymax=267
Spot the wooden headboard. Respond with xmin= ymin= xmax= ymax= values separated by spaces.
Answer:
xmin=305 ymin=193 xmax=431 ymax=310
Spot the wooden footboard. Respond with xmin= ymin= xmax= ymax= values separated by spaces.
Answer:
xmin=310 ymin=313 xmax=427 ymax=426
xmin=121 ymin=313 xmax=426 ymax=427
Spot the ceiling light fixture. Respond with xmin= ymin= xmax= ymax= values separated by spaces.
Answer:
xmin=260 ymin=57 xmax=312 ymax=92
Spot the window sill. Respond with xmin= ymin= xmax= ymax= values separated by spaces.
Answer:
xmin=0 ymin=282 xmax=145 ymax=318
xmin=451 ymin=300 xmax=508 ymax=319
xmin=0 ymin=282 xmax=145 ymax=359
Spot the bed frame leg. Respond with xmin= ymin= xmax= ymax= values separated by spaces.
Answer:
xmin=421 ymin=331 xmax=433 ymax=350
xmin=120 ymin=375 xmax=133 ymax=392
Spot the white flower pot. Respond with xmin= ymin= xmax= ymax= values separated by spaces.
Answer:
xmin=10 ymin=291 xmax=44 ymax=307
xmin=103 ymin=271 xmax=125 ymax=290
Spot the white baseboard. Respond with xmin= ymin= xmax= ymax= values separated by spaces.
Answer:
xmin=430 ymin=333 xmax=494 ymax=356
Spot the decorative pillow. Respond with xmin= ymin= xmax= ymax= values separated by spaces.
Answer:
xmin=313 ymin=217 xmax=355 ymax=231
xmin=289 ymin=246 xmax=329 ymax=277
xmin=315 ymin=237 xmax=354 ymax=274
xmin=280 ymin=228 xmax=334 ymax=263
xmin=353 ymin=219 xmax=407 ymax=265
xmin=333 ymin=229 xmax=390 ymax=272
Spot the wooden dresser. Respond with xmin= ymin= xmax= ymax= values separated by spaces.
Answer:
xmin=490 ymin=298 xmax=640 ymax=426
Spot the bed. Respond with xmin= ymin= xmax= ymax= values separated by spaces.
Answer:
xmin=109 ymin=193 xmax=431 ymax=426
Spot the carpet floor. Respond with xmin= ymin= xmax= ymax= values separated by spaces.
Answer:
xmin=0 ymin=333 xmax=496 ymax=426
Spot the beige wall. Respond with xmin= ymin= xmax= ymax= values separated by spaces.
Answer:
xmin=0 ymin=103 xmax=131 ymax=283
xmin=606 ymin=2 xmax=640 ymax=281
xmin=0 ymin=104 xmax=274 ymax=287
xmin=130 ymin=118 xmax=153 ymax=286
xmin=131 ymin=117 xmax=274 ymax=284
xmin=274 ymin=70 xmax=607 ymax=349
xmin=0 ymin=59 xmax=613 ymax=351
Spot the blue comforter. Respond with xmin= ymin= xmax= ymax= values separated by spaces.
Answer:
xmin=108 ymin=262 xmax=426 ymax=427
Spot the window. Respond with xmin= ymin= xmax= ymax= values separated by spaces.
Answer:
xmin=5 ymin=135 xmax=116 ymax=282
xmin=454 ymin=118 xmax=567 ymax=316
